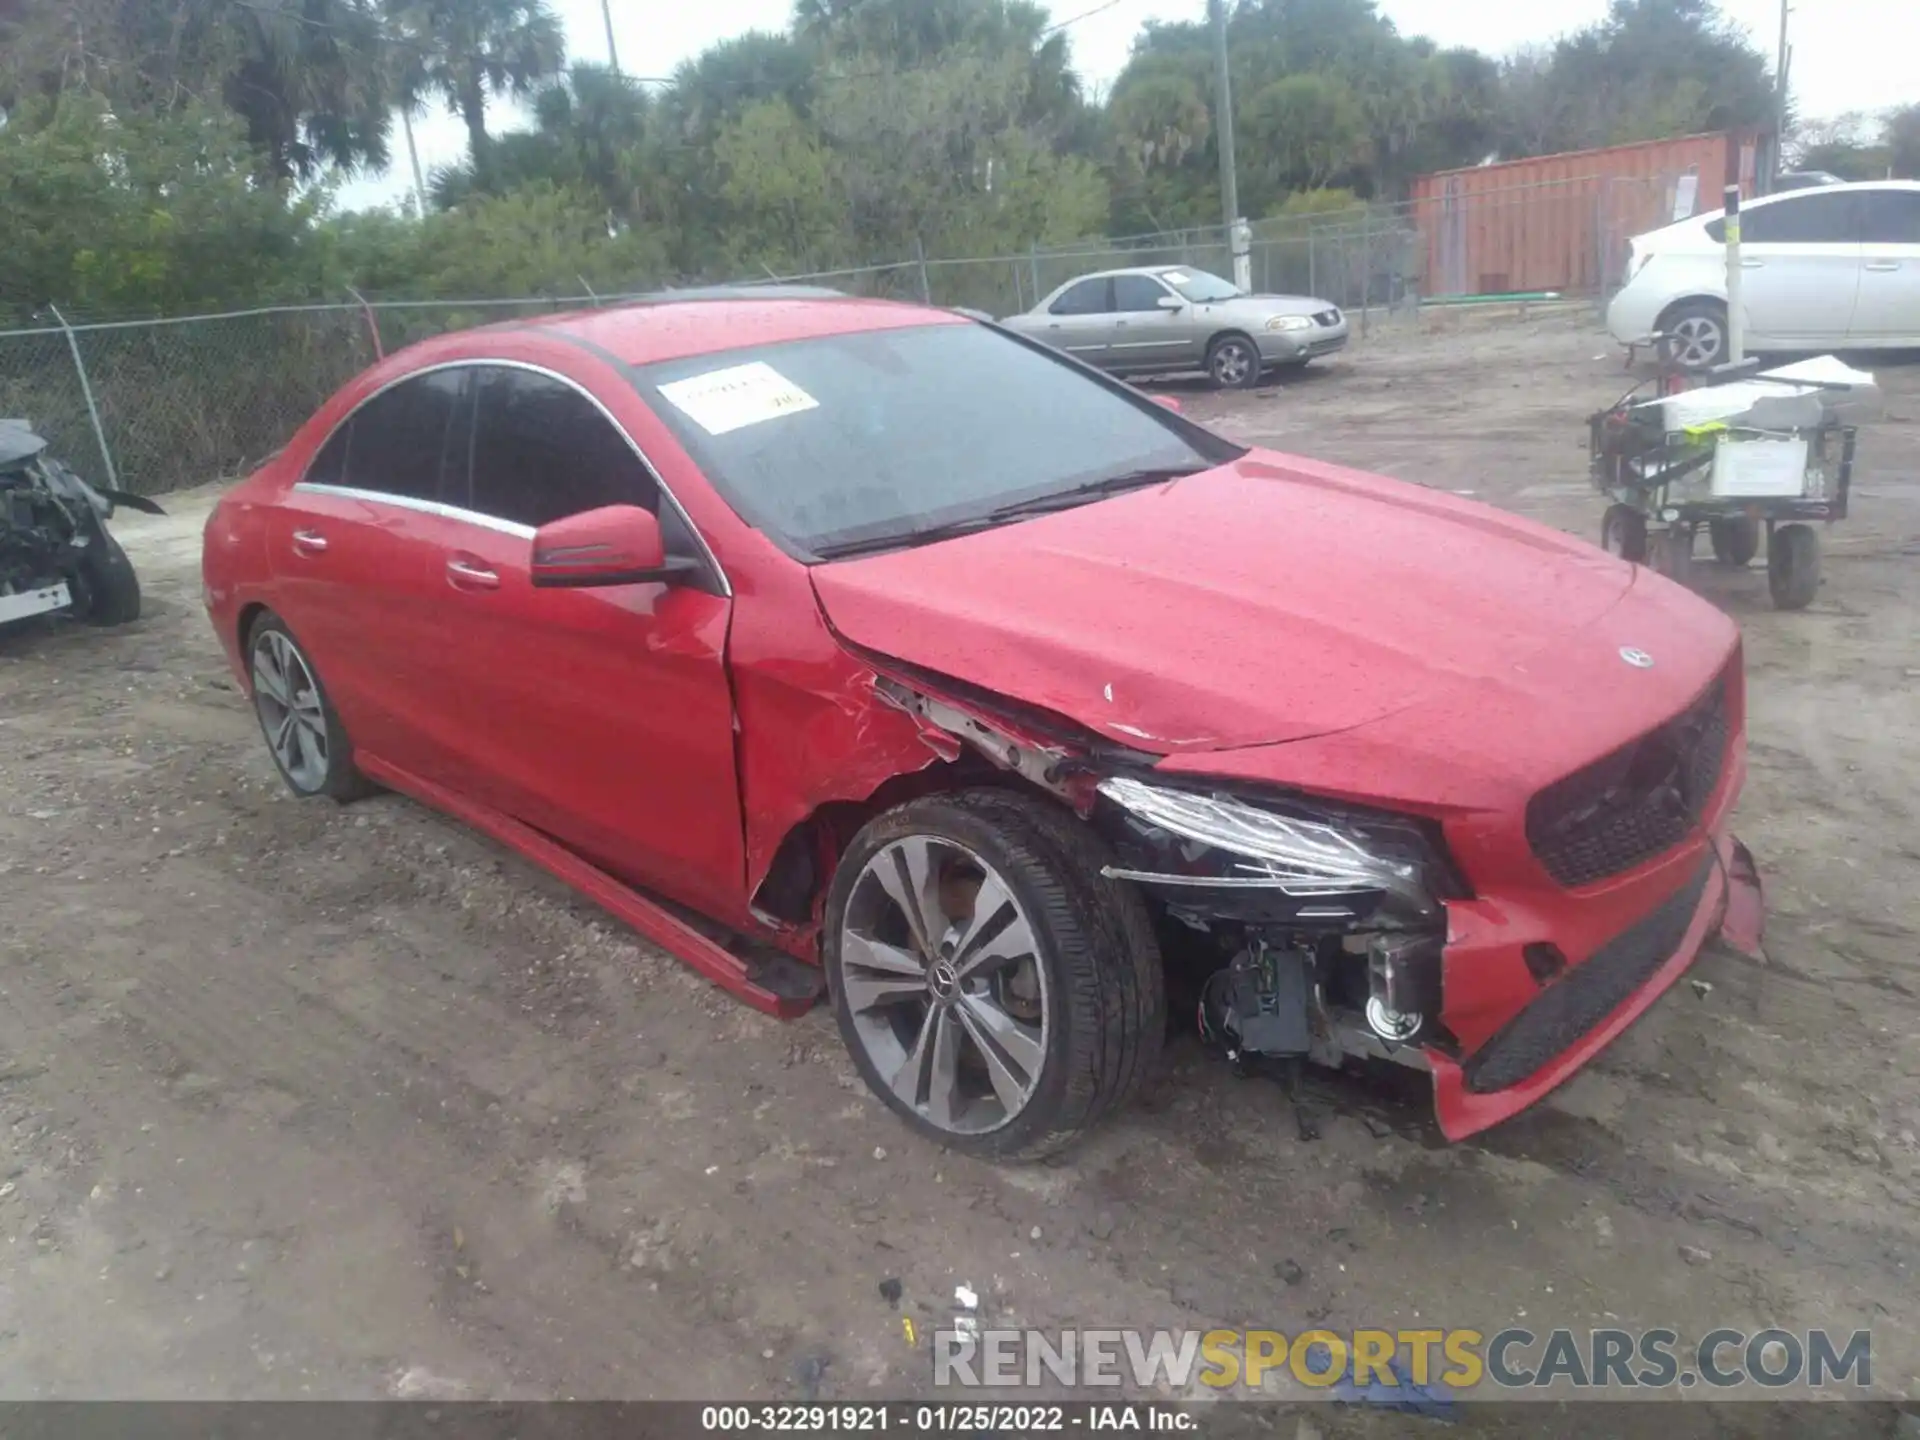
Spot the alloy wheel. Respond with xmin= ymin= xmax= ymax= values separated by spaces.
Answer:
xmin=1667 ymin=314 xmax=1723 ymax=370
xmin=251 ymin=629 xmax=330 ymax=792
xmin=838 ymin=836 xmax=1049 ymax=1136
xmin=1210 ymin=340 xmax=1255 ymax=388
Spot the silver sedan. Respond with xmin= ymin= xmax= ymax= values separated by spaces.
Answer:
xmin=1000 ymin=266 xmax=1349 ymax=389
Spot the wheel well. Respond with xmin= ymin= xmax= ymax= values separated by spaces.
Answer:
xmin=1206 ymin=329 xmax=1257 ymax=359
xmin=1654 ymin=295 xmax=1725 ymax=329
xmin=750 ymin=761 xmax=1032 ymax=927
xmin=236 ymin=601 xmax=270 ymax=653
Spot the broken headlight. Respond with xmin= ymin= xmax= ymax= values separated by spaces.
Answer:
xmin=1096 ymin=775 xmax=1455 ymax=931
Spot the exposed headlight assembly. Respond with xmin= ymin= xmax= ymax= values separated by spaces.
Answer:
xmin=1264 ymin=314 xmax=1314 ymax=332
xmin=1096 ymin=775 xmax=1452 ymax=929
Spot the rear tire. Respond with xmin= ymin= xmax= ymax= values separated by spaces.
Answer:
xmin=1652 ymin=526 xmax=1695 ymax=585
xmin=71 ymin=530 xmax=141 ymax=625
xmin=1206 ymin=334 xmax=1262 ymax=390
xmin=824 ymin=788 xmax=1164 ymax=1161
xmin=246 ymin=612 xmax=377 ymax=802
xmin=1709 ymin=516 xmax=1760 ymax=567
xmin=1767 ymin=523 xmax=1821 ymax=610
xmin=1600 ymin=504 xmax=1649 ymax=563
xmin=1658 ymin=298 xmax=1729 ymax=373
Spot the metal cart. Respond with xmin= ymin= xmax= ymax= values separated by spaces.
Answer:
xmin=1587 ymin=355 xmax=1869 ymax=611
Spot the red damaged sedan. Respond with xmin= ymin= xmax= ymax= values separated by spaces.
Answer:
xmin=202 ymin=292 xmax=1764 ymax=1157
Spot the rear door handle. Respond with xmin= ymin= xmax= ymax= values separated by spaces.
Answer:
xmin=1864 ymin=260 xmax=1901 ymax=272
xmin=446 ymin=557 xmax=499 ymax=590
xmin=291 ymin=529 xmax=328 ymax=555
xmin=1740 ymin=258 xmax=1765 ymax=268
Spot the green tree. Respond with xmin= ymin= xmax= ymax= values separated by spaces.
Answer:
xmin=1242 ymin=72 xmax=1367 ymax=193
xmin=385 ymin=0 xmax=564 ymax=177
xmin=0 ymin=97 xmax=325 ymax=320
xmin=1886 ymin=104 xmax=1920 ymax=179
xmin=710 ymin=99 xmax=851 ymax=274
xmin=0 ymin=0 xmax=393 ymax=179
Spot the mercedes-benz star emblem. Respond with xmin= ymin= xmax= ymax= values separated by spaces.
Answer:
xmin=1619 ymin=647 xmax=1655 ymax=669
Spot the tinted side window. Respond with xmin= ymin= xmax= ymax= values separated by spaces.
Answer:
xmin=1860 ymin=190 xmax=1920 ymax=244
xmin=1738 ymin=192 xmax=1860 ymax=244
xmin=304 ymin=421 xmax=351 ymax=487
xmin=1112 ymin=274 xmax=1172 ymax=312
xmin=320 ymin=370 xmax=466 ymax=501
xmin=1050 ymin=278 xmax=1112 ymax=315
xmin=465 ymin=368 xmax=657 ymax=528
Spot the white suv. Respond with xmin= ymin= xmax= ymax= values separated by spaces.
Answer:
xmin=1607 ymin=179 xmax=1920 ymax=370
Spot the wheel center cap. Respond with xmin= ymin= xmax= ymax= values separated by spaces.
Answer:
xmin=928 ymin=958 xmax=960 ymax=999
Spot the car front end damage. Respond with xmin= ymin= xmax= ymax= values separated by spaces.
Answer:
xmin=865 ymin=646 xmax=1763 ymax=1143
xmin=1 ymin=419 xmax=160 ymax=628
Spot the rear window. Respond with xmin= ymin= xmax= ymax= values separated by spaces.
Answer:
xmin=633 ymin=323 xmax=1241 ymax=558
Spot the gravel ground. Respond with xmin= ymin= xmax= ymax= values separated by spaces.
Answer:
xmin=1 ymin=311 xmax=1916 ymax=1428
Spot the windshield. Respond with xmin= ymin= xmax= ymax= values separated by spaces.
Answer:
xmin=1164 ymin=270 xmax=1242 ymax=303
xmin=633 ymin=322 xmax=1241 ymax=559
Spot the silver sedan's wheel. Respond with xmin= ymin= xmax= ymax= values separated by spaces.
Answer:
xmin=245 ymin=613 xmax=375 ymax=802
xmin=1207 ymin=335 xmax=1260 ymax=389
xmin=840 ymin=836 xmax=1049 ymax=1135
xmin=252 ymin=628 xmax=329 ymax=793
xmin=825 ymin=789 xmax=1165 ymax=1160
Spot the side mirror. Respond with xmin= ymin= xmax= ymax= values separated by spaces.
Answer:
xmin=529 ymin=505 xmax=699 ymax=588
xmin=1149 ymin=394 xmax=1184 ymax=414
xmin=1156 ymin=295 xmax=1185 ymax=310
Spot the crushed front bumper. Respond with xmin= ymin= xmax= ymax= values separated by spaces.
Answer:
xmin=1427 ymin=829 xmax=1763 ymax=1140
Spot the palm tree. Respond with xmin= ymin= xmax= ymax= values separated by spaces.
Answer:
xmin=224 ymin=0 xmax=396 ymax=180
xmin=385 ymin=0 xmax=563 ymax=179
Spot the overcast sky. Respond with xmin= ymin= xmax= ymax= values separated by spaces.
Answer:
xmin=336 ymin=0 xmax=1915 ymax=211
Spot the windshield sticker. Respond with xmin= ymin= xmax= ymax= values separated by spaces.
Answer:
xmin=1161 ymin=271 xmax=1189 ymax=285
xmin=657 ymin=362 xmax=819 ymax=436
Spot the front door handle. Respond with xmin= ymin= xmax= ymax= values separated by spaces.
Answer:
xmin=1740 ymin=258 xmax=1765 ymax=268
xmin=1864 ymin=260 xmax=1901 ymax=272
xmin=291 ymin=529 xmax=328 ymax=555
xmin=446 ymin=557 xmax=500 ymax=590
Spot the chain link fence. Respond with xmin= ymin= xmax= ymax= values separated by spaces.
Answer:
xmin=0 ymin=178 xmax=1678 ymax=500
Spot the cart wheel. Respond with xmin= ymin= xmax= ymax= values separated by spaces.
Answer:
xmin=1601 ymin=504 xmax=1648 ymax=564
xmin=1652 ymin=526 xmax=1695 ymax=585
xmin=1767 ymin=523 xmax=1821 ymax=610
xmin=1709 ymin=516 xmax=1760 ymax=568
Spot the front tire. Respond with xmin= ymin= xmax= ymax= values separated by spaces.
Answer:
xmin=1206 ymin=334 xmax=1262 ymax=390
xmin=1601 ymin=503 xmax=1649 ymax=563
xmin=247 ymin=612 xmax=376 ymax=801
xmin=824 ymin=789 xmax=1164 ymax=1160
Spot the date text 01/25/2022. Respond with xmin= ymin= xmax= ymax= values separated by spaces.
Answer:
xmin=698 ymin=1405 xmax=1194 ymax=1431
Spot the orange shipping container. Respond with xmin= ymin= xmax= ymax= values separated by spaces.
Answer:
xmin=1409 ymin=130 xmax=1769 ymax=298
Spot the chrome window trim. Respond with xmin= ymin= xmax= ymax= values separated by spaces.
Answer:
xmin=292 ymin=482 xmax=537 ymax=539
xmin=296 ymin=356 xmax=732 ymax=597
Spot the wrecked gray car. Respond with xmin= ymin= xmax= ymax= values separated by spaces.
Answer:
xmin=0 ymin=420 xmax=161 ymax=628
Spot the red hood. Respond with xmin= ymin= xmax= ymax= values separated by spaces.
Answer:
xmin=809 ymin=452 xmax=1638 ymax=755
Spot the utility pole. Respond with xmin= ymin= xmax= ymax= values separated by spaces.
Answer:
xmin=1771 ymin=0 xmax=1790 ymax=186
xmin=400 ymin=106 xmax=428 ymax=218
xmin=602 ymin=0 xmax=621 ymax=74
xmin=1209 ymin=0 xmax=1250 ymax=288
xmin=1209 ymin=0 xmax=1238 ymax=235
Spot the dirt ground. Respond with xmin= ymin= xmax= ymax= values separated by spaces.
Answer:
xmin=2 ymin=311 xmax=1917 ymax=1424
